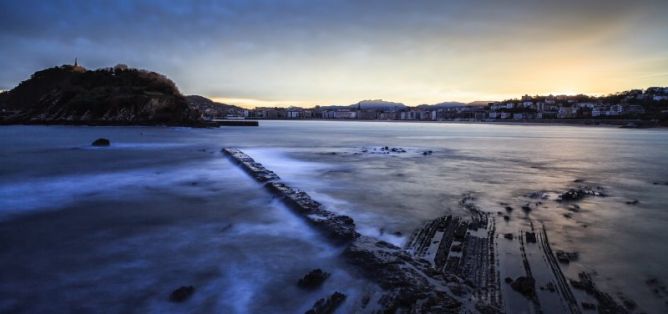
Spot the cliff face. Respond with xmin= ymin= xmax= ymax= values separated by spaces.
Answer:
xmin=0 ymin=65 xmax=201 ymax=126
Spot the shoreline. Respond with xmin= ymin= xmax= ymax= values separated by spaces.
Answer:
xmin=244 ymin=118 xmax=667 ymax=129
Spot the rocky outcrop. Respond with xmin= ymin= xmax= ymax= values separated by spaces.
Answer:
xmin=169 ymin=286 xmax=195 ymax=302
xmin=297 ymin=269 xmax=330 ymax=290
xmin=557 ymin=186 xmax=606 ymax=202
xmin=0 ymin=64 xmax=202 ymax=126
xmin=569 ymin=272 xmax=628 ymax=313
xmin=344 ymin=236 xmax=463 ymax=312
xmin=91 ymin=138 xmax=110 ymax=146
xmin=305 ymin=292 xmax=347 ymax=314
xmin=510 ymin=276 xmax=536 ymax=298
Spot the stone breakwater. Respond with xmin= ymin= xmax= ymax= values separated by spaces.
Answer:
xmin=222 ymin=148 xmax=358 ymax=243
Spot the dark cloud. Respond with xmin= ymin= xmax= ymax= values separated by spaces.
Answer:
xmin=1 ymin=0 xmax=666 ymax=103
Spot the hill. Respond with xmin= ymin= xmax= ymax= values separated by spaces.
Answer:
xmin=0 ymin=64 xmax=201 ymax=126
xmin=350 ymin=99 xmax=407 ymax=110
xmin=185 ymin=95 xmax=245 ymax=118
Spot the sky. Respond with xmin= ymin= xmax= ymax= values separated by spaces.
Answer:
xmin=1 ymin=0 xmax=667 ymax=108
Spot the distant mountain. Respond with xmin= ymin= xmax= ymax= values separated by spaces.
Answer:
xmin=0 ymin=64 xmax=201 ymax=126
xmin=350 ymin=99 xmax=407 ymax=110
xmin=419 ymin=101 xmax=467 ymax=109
xmin=467 ymin=100 xmax=496 ymax=106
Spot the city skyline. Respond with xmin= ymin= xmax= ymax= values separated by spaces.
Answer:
xmin=1 ymin=0 xmax=667 ymax=108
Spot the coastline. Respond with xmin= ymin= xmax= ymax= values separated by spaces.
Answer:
xmin=244 ymin=118 xmax=666 ymax=129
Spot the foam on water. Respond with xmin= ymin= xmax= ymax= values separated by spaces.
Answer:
xmin=242 ymin=147 xmax=408 ymax=247
xmin=0 ymin=156 xmax=238 ymax=220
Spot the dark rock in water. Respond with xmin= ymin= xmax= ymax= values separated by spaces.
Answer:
xmin=545 ymin=282 xmax=556 ymax=292
xmin=526 ymin=191 xmax=548 ymax=199
xmin=169 ymin=286 xmax=195 ymax=302
xmin=558 ymin=186 xmax=607 ymax=202
xmin=510 ymin=276 xmax=536 ymax=298
xmin=525 ymin=232 xmax=537 ymax=243
xmin=620 ymin=296 xmax=637 ymax=310
xmin=567 ymin=204 xmax=580 ymax=212
xmin=305 ymin=291 xmax=346 ymax=314
xmin=503 ymin=215 xmax=510 ymax=221
xmin=91 ymin=138 xmax=110 ymax=146
xmin=298 ymin=269 xmax=330 ymax=290
xmin=521 ymin=205 xmax=532 ymax=212
xmin=574 ymin=179 xmax=585 ymax=183
xmin=558 ymin=189 xmax=587 ymax=201
xmin=503 ymin=233 xmax=514 ymax=240
xmin=570 ymin=272 xmax=628 ymax=313
xmin=555 ymin=251 xmax=578 ymax=264
xmin=625 ymin=199 xmax=639 ymax=205
xmin=505 ymin=206 xmax=513 ymax=212
xmin=344 ymin=236 xmax=461 ymax=312
xmin=581 ymin=302 xmax=596 ymax=310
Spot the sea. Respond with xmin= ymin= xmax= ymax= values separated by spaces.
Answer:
xmin=1 ymin=121 xmax=667 ymax=313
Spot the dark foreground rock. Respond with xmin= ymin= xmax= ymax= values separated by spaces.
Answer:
xmin=91 ymin=138 xmax=110 ymax=146
xmin=305 ymin=292 xmax=346 ymax=314
xmin=298 ymin=269 xmax=330 ymax=290
xmin=555 ymin=251 xmax=578 ymax=264
xmin=510 ymin=276 xmax=536 ymax=298
xmin=344 ymin=236 xmax=463 ymax=312
xmin=558 ymin=186 xmax=606 ymax=202
xmin=169 ymin=286 xmax=195 ymax=302
xmin=569 ymin=272 xmax=629 ymax=313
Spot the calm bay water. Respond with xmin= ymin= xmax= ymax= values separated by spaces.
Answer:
xmin=1 ymin=121 xmax=667 ymax=313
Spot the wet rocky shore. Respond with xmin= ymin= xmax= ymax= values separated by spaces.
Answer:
xmin=223 ymin=147 xmax=639 ymax=313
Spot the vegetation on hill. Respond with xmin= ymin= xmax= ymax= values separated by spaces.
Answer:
xmin=0 ymin=64 xmax=201 ymax=125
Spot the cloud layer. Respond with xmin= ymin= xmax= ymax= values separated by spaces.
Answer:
xmin=1 ymin=0 xmax=667 ymax=106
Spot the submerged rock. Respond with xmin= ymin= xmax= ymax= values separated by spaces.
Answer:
xmin=298 ymin=269 xmax=330 ymax=290
xmin=581 ymin=302 xmax=596 ymax=310
xmin=91 ymin=138 xmax=110 ymax=146
xmin=555 ymin=251 xmax=578 ymax=264
xmin=169 ymin=286 xmax=195 ymax=302
xmin=510 ymin=276 xmax=536 ymax=298
xmin=558 ymin=186 xmax=606 ymax=202
xmin=305 ymin=291 xmax=346 ymax=314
